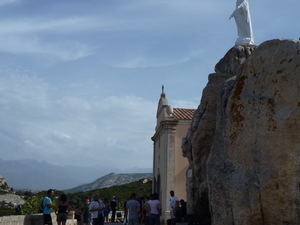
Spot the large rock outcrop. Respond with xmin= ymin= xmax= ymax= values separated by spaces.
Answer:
xmin=183 ymin=39 xmax=300 ymax=225
xmin=207 ymin=39 xmax=300 ymax=225
xmin=182 ymin=45 xmax=256 ymax=223
xmin=0 ymin=175 xmax=24 ymax=208
xmin=0 ymin=175 xmax=12 ymax=193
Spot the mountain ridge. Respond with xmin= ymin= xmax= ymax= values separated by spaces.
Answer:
xmin=0 ymin=159 xmax=152 ymax=190
xmin=64 ymin=172 xmax=152 ymax=193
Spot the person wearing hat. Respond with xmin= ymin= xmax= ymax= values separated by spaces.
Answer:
xmin=110 ymin=196 xmax=117 ymax=222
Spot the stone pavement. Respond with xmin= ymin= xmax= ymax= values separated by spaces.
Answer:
xmin=101 ymin=222 xmax=189 ymax=225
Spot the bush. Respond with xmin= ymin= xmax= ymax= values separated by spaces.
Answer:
xmin=6 ymin=179 xmax=152 ymax=216
xmin=21 ymin=191 xmax=61 ymax=215
xmin=0 ymin=207 xmax=18 ymax=217
xmin=21 ymin=196 xmax=43 ymax=214
xmin=67 ymin=179 xmax=152 ymax=210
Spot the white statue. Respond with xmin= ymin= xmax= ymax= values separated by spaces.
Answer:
xmin=229 ymin=0 xmax=254 ymax=45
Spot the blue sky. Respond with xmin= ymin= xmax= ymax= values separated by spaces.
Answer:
xmin=0 ymin=0 xmax=298 ymax=170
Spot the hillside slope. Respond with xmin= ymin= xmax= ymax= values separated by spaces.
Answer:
xmin=65 ymin=172 xmax=152 ymax=193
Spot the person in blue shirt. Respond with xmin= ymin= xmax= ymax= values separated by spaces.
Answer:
xmin=43 ymin=189 xmax=55 ymax=225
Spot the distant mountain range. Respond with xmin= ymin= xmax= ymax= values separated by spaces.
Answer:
xmin=0 ymin=159 xmax=152 ymax=190
xmin=64 ymin=172 xmax=152 ymax=193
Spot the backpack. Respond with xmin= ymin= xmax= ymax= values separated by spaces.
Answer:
xmin=39 ymin=198 xmax=45 ymax=213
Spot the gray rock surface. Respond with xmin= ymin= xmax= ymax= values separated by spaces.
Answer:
xmin=215 ymin=45 xmax=256 ymax=75
xmin=0 ymin=175 xmax=12 ymax=193
xmin=182 ymin=73 xmax=233 ymax=221
xmin=183 ymin=39 xmax=300 ymax=224
xmin=0 ymin=175 xmax=24 ymax=208
xmin=182 ymin=44 xmax=256 ymax=222
xmin=0 ymin=193 xmax=25 ymax=208
xmin=207 ymin=39 xmax=300 ymax=225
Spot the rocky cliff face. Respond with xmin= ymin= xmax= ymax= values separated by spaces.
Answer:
xmin=0 ymin=175 xmax=12 ymax=193
xmin=183 ymin=39 xmax=300 ymax=225
xmin=182 ymin=73 xmax=234 ymax=222
xmin=182 ymin=44 xmax=256 ymax=223
xmin=0 ymin=175 xmax=24 ymax=208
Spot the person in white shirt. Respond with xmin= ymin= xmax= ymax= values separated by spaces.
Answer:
xmin=89 ymin=194 xmax=105 ymax=225
xmin=169 ymin=190 xmax=178 ymax=225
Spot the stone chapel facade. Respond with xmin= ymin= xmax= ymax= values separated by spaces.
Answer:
xmin=151 ymin=90 xmax=195 ymax=223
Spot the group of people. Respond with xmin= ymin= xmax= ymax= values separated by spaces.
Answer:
xmin=41 ymin=189 xmax=118 ymax=225
xmin=169 ymin=190 xmax=187 ymax=225
xmin=124 ymin=192 xmax=160 ymax=225
xmin=87 ymin=194 xmax=117 ymax=225
xmin=41 ymin=189 xmax=187 ymax=225
xmin=123 ymin=190 xmax=186 ymax=225
xmin=41 ymin=189 xmax=87 ymax=225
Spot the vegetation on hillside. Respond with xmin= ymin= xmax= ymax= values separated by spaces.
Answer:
xmin=21 ymin=190 xmax=64 ymax=215
xmin=19 ymin=178 xmax=152 ymax=215
xmin=65 ymin=172 xmax=152 ymax=193
xmin=0 ymin=190 xmax=36 ymax=216
xmin=0 ymin=207 xmax=18 ymax=217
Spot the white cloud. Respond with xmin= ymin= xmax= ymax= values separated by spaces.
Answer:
xmin=0 ymin=71 xmax=156 ymax=169
xmin=0 ymin=0 xmax=20 ymax=7
xmin=109 ymin=49 xmax=203 ymax=69
xmin=170 ymin=99 xmax=199 ymax=110
xmin=0 ymin=0 xmax=298 ymax=172
xmin=0 ymin=70 xmax=48 ymax=107
xmin=0 ymin=16 xmax=94 ymax=61
xmin=0 ymin=0 xmax=230 ymax=65
xmin=0 ymin=17 xmax=86 ymax=34
xmin=0 ymin=36 xmax=92 ymax=61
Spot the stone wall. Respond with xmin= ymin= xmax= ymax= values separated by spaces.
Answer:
xmin=183 ymin=39 xmax=300 ymax=225
xmin=0 ymin=212 xmax=76 ymax=225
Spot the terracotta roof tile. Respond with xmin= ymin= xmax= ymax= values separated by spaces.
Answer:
xmin=173 ymin=108 xmax=196 ymax=120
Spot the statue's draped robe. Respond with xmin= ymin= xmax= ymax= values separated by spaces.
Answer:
xmin=230 ymin=0 xmax=254 ymax=45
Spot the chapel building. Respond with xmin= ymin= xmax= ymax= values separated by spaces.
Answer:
xmin=151 ymin=89 xmax=196 ymax=223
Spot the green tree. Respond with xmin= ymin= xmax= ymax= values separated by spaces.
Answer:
xmin=22 ymin=191 xmax=60 ymax=215
xmin=21 ymin=196 xmax=42 ymax=214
